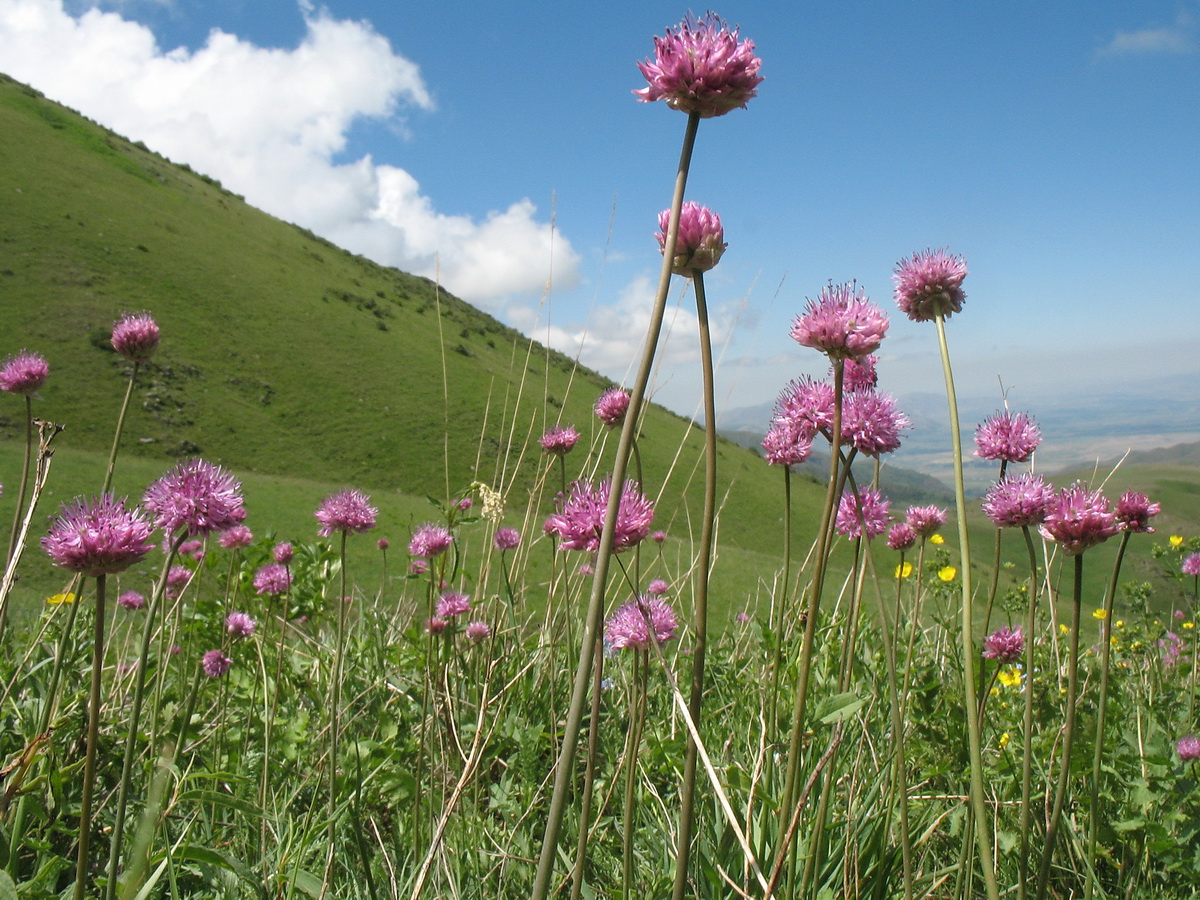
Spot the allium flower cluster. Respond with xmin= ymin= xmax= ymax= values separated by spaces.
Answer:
xmin=545 ymin=478 xmax=655 ymax=553
xmin=1183 ymin=553 xmax=1200 ymax=577
xmin=425 ymin=616 xmax=448 ymax=635
xmin=42 ymin=494 xmax=155 ymax=576
xmin=494 ymin=527 xmax=521 ymax=551
xmin=1039 ymin=483 xmax=1120 ymax=555
xmin=595 ymin=388 xmax=631 ymax=429
xmin=1160 ymin=632 xmax=1184 ymax=668
xmin=887 ymin=522 xmax=917 ymax=552
xmin=634 ymin=12 xmax=763 ymax=118
xmin=1178 ymin=735 xmax=1200 ymax=762
xmin=906 ymin=505 xmax=947 ymax=538
xmin=273 ymin=542 xmax=294 ymax=564
xmin=982 ymin=473 xmax=1056 ymax=528
xmin=226 ymin=611 xmax=256 ymax=638
xmin=605 ymin=596 xmax=679 ymax=650
xmin=409 ymin=523 xmax=452 ymax=559
xmin=0 ymin=350 xmax=49 ymax=395
xmin=652 ymin=530 xmax=667 ymax=544
xmin=840 ymin=355 xmax=877 ymax=392
xmin=218 ymin=525 xmax=253 ymax=549
xmin=315 ymin=489 xmax=377 ymax=536
xmin=761 ymin=419 xmax=813 ymax=467
xmin=253 ymin=562 xmax=292 ymax=596
xmin=143 ymin=459 xmax=246 ymax=536
xmin=840 ymin=390 xmax=909 ymax=456
xmin=982 ymin=626 xmax=1025 ymax=663
xmin=657 ymin=202 xmax=726 ymax=275
xmin=772 ymin=377 xmax=835 ymax=439
xmin=646 ymin=578 xmax=670 ymax=596
xmin=974 ymin=411 xmax=1042 ymax=464
xmin=790 ymin=282 xmax=889 ymax=361
xmin=117 ymin=590 xmax=146 ymax=611
xmin=202 ymin=650 xmax=232 ymax=678
xmin=465 ymin=621 xmax=491 ymax=643
xmin=835 ymin=487 xmax=891 ymax=540
xmin=111 ymin=313 xmax=161 ymax=362
xmin=892 ymin=248 xmax=968 ymax=322
xmin=436 ymin=591 xmax=471 ymax=618
xmin=1115 ymin=491 xmax=1161 ymax=534
xmin=540 ymin=424 xmax=580 ymax=455
xmin=377 ymin=538 xmax=389 ymax=550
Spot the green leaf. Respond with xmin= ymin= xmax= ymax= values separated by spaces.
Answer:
xmin=0 ymin=871 xmax=15 ymax=900
xmin=817 ymin=691 xmax=865 ymax=725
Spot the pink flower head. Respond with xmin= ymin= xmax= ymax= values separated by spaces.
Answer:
xmin=605 ymin=596 xmax=679 ymax=650
xmin=656 ymin=201 xmax=726 ymax=276
xmin=540 ymin=424 xmax=580 ymax=455
xmin=42 ymin=494 xmax=155 ymax=577
xmin=905 ymin=505 xmax=947 ymax=539
xmin=409 ymin=523 xmax=452 ymax=559
xmin=409 ymin=559 xmax=428 ymax=575
xmin=225 ymin=611 xmax=256 ymax=638
xmin=646 ymin=578 xmax=670 ymax=596
xmin=840 ymin=389 xmax=909 ymax=456
xmin=1160 ymin=631 xmax=1184 ymax=668
xmin=634 ymin=12 xmax=763 ymax=118
xmin=166 ymin=565 xmax=192 ymax=589
xmin=974 ymin=411 xmax=1042 ymax=464
xmin=790 ymin=282 xmax=889 ymax=361
xmin=1039 ymin=482 xmax=1120 ymax=555
xmin=143 ymin=458 xmax=246 ymax=537
xmin=218 ymin=525 xmax=253 ymax=549
xmin=651 ymin=530 xmax=667 ymax=544
xmin=315 ymin=489 xmax=377 ymax=537
xmin=273 ymin=542 xmax=294 ymax=564
xmin=772 ymin=376 xmax=835 ymax=440
xmin=544 ymin=478 xmax=655 ymax=553
xmin=578 ymin=562 xmax=595 ymax=576
xmin=424 ymin=616 xmax=448 ymax=635
xmin=982 ymin=473 xmax=1056 ymax=528
xmin=1182 ymin=553 xmax=1200 ymax=577
xmin=1177 ymin=735 xmax=1200 ymax=762
xmin=835 ymin=487 xmax=891 ymax=540
xmin=111 ymin=312 xmax=161 ymax=362
xmin=377 ymin=537 xmax=390 ymax=551
xmin=465 ymin=620 xmax=491 ymax=643
xmin=892 ymin=248 xmax=968 ymax=323
xmin=982 ymin=626 xmax=1025 ymax=663
xmin=887 ymin=522 xmax=917 ymax=552
xmin=840 ymin=355 xmax=878 ymax=392
xmin=202 ymin=650 xmax=232 ymax=678
xmin=0 ymin=350 xmax=49 ymax=395
xmin=436 ymin=591 xmax=471 ymax=618
xmin=457 ymin=497 xmax=472 ymax=511
xmin=594 ymin=388 xmax=631 ymax=429
xmin=253 ymin=562 xmax=292 ymax=596
xmin=1115 ymin=491 xmax=1161 ymax=534
xmin=494 ymin=527 xmax=521 ymax=551
xmin=117 ymin=590 xmax=146 ymax=611
xmin=762 ymin=419 xmax=814 ymax=467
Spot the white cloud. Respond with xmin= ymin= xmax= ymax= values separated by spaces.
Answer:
xmin=1100 ymin=11 xmax=1196 ymax=55
xmin=0 ymin=0 xmax=579 ymax=306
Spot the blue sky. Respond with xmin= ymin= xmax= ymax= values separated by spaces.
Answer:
xmin=2 ymin=0 xmax=1198 ymax=468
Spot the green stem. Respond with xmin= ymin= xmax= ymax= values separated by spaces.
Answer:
xmin=529 ymin=109 xmax=701 ymax=900
xmin=75 ymin=575 xmax=107 ymax=900
xmin=323 ymin=530 xmax=350 ymax=895
xmin=6 ymin=396 xmax=33 ymax=567
xmin=766 ymin=465 xmax=792 ymax=771
xmin=934 ymin=314 xmax=1000 ymax=900
xmin=569 ymin=633 xmax=606 ymax=900
xmin=1018 ymin=525 xmax=1039 ymax=900
xmin=102 ymin=364 xmax=139 ymax=495
xmin=622 ymin=650 xmax=648 ymax=900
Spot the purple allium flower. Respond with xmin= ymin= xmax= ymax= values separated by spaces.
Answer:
xmin=905 ymin=505 xmax=947 ymax=539
xmin=646 ymin=578 xmax=670 ymax=596
xmin=409 ymin=523 xmax=453 ymax=559
xmin=117 ymin=590 xmax=145 ymax=611
xmin=736 ymin=611 xmax=751 ymax=623
xmin=218 ymin=525 xmax=253 ymax=550
xmin=409 ymin=559 xmax=428 ymax=575
xmin=465 ymin=620 xmax=491 ymax=643
xmin=540 ymin=424 xmax=580 ymax=455
xmin=1183 ymin=553 xmax=1200 ymax=577
xmin=457 ymin=497 xmax=473 ymax=511
xmin=634 ymin=12 xmax=763 ymax=118
xmin=887 ymin=522 xmax=917 ymax=552
xmin=0 ymin=350 xmax=49 ymax=395
xmin=436 ymin=591 xmax=471 ymax=618
xmin=544 ymin=478 xmax=655 ymax=553
xmin=982 ymin=474 xmax=1056 ymax=529
xmin=656 ymin=201 xmax=726 ymax=275
xmin=41 ymin=495 xmax=155 ymax=577
xmin=253 ymin=562 xmax=292 ymax=596
xmin=840 ymin=389 xmax=909 ymax=456
xmin=111 ymin=312 xmax=161 ymax=362
xmin=425 ymin=616 xmax=448 ymax=635
xmin=974 ymin=411 xmax=1042 ymax=464
xmin=315 ymin=489 xmax=377 ymax=537
xmin=1160 ymin=632 xmax=1184 ymax=668
xmin=273 ymin=542 xmax=294 ymax=564
xmin=762 ymin=419 xmax=814 ymax=467
xmin=790 ymin=282 xmax=889 ymax=361
xmin=1039 ymin=482 xmax=1120 ymax=555
xmin=578 ymin=562 xmax=595 ymax=576
xmin=166 ymin=565 xmax=192 ymax=589
xmin=226 ymin=611 xmax=256 ymax=638
xmin=177 ymin=539 xmax=203 ymax=557
xmin=840 ymin=355 xmax=878 ymax=392
xmin=494 ymin=527 xmax=521 ymax=551
xmin=1177 ymin=735 xmax=1200 ymax=762
xmin=892 ymin=248 xmax=968 ymax=323
xmin=652 ymin=531 xmax=667 ymax=544
xmin=982 ymin=626 xmax=1025 ymax=663
xmin=605 ymin=596 xmax=679 ymax=650
xmin=595 ymin=388 xmax=631 ymax=429
xmin=1177 ymin=609 xmax=1188 ymax=620
xmin=1115 ymin=491 xmax=1161 ymax=534
xmin=377 ymin=537 xmax=390 ymax=551
xmin=771 ymin=376 xmax=835 ymax=440
xmin=202 ymin=650 xmax=232 ymax=678
xmin=835 ymin=487 xmax=891 ymax=540
xmin=143 ymin=458 xmax=246 ymax=537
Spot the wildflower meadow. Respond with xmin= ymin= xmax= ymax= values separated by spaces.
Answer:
xmin=3 ymin=12 xmax=1200 ymax=900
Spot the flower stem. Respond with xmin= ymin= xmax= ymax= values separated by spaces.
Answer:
xmin=75 ymin=575 xmax=107 ymax=900
xmin=934 ymin=314 xmax=1000 ymax=900
xmin=529 ymin=109 xmax=701 ymax=900
xmin=1018 ymin=525 xmax=1040 ymax=900
xmin=322 ymin=530 xmax=350 ymax=896
xmin=102 ymin=364 xmax=139 ymax=495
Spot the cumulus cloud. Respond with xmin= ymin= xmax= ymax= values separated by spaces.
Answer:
xmin=0 ymin=0 xmax=579 ymax=306
xmin=1100 ymin=11 xmax=1196 ymax=55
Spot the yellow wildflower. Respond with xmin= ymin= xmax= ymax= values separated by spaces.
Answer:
xmin=1115 ymin=620 xmax=1124 ymax=628
xmin=930 ymin=534 xmax=945 ymax=545
xmin=1110 ymin=635 xmax=1119 ymax=647
xmin=1059 ymin=623 xmax=1069 ymax=634
xmin=938 ymin=566 xmax=957 ymax=582
xmin=895 ymin=561 xmax=913 ymax=579
xmin=1185 ymin=622 xmax=1195 ymax=630
xmin=1170 ymin=535 xmax=1185 ymax=548
xmin=999 ymin=732 xmax=1011 ymax=749
xmin=998 ymin=667 xmax=1023 ymax=688
xmin=1092 ymin=609 xmax=1108 ymax=620
xmin=47 ymin=592 xmax=77 ymax=605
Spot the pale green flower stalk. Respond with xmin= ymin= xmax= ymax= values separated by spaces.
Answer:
xmin=1018 ymin=526 xmax=1040 ymax=900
